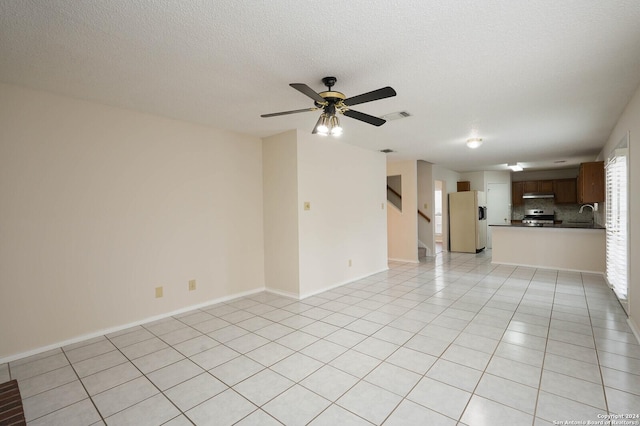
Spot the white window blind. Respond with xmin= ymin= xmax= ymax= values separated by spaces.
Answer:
xmin=605 ymin=143 xmax=628 ymax=301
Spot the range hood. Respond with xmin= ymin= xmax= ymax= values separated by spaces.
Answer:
xmin=523 ymin=192 xmax=555 ymax=199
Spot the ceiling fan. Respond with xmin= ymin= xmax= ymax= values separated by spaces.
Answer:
xmin=261 ymin=77 xmax=397 ymax=136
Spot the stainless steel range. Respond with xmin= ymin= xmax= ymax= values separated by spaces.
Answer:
xmin=521 ymin=209 xmax=555 ymax=226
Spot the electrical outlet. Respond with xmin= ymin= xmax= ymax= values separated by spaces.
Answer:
xmin=304 ymin=201 xmax=311 ymax=211
xmin=189 ymin=279 xmax=196 ymax=291
xmin=381 ymin=203 xmax=385 ymax=209
xmin=348 ymin=259 xmax=352 ymax=267
xmin=155 ymin=286 xmax=163 ymax=298
xmin=424 ymin=203 xmax=428 ymax=209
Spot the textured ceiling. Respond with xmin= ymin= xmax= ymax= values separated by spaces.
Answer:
xmin=2 ymin=0 xmax=640 ymax=172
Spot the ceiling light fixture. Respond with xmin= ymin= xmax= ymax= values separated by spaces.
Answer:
xmin=329 ymin=115 xmax=343 ymax=136
xmin=466 ymin=138 xmax=483 ymax=149
xmin=313 ymin=104 xmax=343 ymax=137
xmin=507 ymin=162 xmax=524 ymax=172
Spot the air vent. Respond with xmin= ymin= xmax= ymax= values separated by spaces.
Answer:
xmin=380 ymin=149 xmax=395 ymax=153
xmin=381 ymin=111 xmax=412 ymax=121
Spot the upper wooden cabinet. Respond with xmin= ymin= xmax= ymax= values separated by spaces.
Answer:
xmin=522 ymin=180 xmax=554 ymax=193
xmin=512 ymin=181 xmax=524 ymax=206
xmin=539 ymin=180 xmax=554 ymax=192
xmin=554 ymin=178 xmax=577 ymax=204
xmin=513 ymin=178 xmax=578 ymax=205
xmin=457 ymin=181 xmax=471 ymax=192
xmin=577 ymin=161 xmax=605 ymax=203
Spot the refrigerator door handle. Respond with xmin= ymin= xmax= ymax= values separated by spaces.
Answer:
xmin=478 ymin=206 xmax=487 ymax=220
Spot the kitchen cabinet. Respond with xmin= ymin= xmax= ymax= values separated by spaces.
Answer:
xmin=577 ymin=161 xmax=605 ymax=203
xmin=513 ymin=179 xmax=554 ymax=205
xmin=457 ymin=181 xmax=471 ymax=191
xmin=539 ymin=180 xmax=554 ymax=192
xmin=554 ymin=178 xmax=577 ymax=204
xmin=523 ymin=180 xmax=553 ymax=192
xmin=512 ymin=181 xmax=524 ymax=206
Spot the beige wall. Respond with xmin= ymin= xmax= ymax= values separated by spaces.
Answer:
xmin=387 ymin=161 xmax=418 ymax=262
xmin=598 ymin=82 xmax=640 ymax=337
xmin=262 ymin=130 xmax=300 ymax=297
xmin=0 ymin=84 xmax=265 ymax=359
xmin=297 ymin=134 xmax=388 ymax=297
xmin=492 ymin=227 xmax=605 ymax=273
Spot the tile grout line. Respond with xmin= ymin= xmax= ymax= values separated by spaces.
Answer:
xmin=447 ymin=263 xmax=541 ymax=424
xmin=8 ymin=252 xmax=626 ymax=425
xmin=530 ymin=269 xmax=558 ymax=425
xmin=582 ymin=273 xmax=612 ymax=415
xmin=373 ymin=255 xmax=517 ymax=424
xmin=101 ymin=332 xmax=197 ymax=425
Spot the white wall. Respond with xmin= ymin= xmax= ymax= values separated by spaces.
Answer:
xmin=0 ymin=84 xmax=265 ymax=359
xmin=484 ymin=171 xmax=512 ymax=188
xmin=417 ymin=161 xmax=434 ymax=255
xmin=263 ymin=130 xmax=300 ymax=298
xmin=387 ymin=161 xmax=418 ymax=262
xmin=459 ymin=171 xmax=484 ymax=191
xmin=598 ymin=82 xmax=640 ymax=337
xmin=297 ymin=134 xmax=388 ymax=297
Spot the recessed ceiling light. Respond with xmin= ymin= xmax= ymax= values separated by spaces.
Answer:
xmin=554 ymin=160 xmax=567 ymax=164
xmin=466 ymin=138 xmax=483 ymax=149
xmin=380 ymin=149 xmax=395 ymax=153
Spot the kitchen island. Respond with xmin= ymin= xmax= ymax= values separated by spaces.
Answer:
xmin=490 ymin=223 xmax=605 ymax=273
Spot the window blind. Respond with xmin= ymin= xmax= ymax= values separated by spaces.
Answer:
xmin=605 ymin=146 xmax=628 ymax=301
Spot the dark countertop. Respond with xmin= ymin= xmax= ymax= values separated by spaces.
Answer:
xmin=490 ymin=222 xmax=605 ymax=230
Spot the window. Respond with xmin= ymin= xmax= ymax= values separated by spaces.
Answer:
xmin=605 ymin=133 xmax=629 ymax=307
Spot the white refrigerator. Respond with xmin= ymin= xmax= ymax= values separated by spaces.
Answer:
xmin=449 ymin=191 xmax=487 ymax=253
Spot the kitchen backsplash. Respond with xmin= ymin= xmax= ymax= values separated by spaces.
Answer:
xmin=512 ymin=199 xmax=596 ymax=224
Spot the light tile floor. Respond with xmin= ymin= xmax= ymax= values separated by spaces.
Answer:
xmin=3 ymin=250 xmax=640 ymax=425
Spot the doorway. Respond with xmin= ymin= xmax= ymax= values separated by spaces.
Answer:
xmin=434 ymin=180 xmax=444 ymax=253
xmin=486 ymin=183 xmax=511 ymax=248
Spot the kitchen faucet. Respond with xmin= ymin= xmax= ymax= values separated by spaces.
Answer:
xmin=579 ymin=204 xmax=595 ymax=213
xmin=579 ymin=203 xmax=596 ymax=225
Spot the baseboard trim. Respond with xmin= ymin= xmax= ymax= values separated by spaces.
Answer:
xmin=0 ymin=287 xmax=265 ymax=364
xmin=388 ymin=257 xmax=419 ymax=264
xmin=628 ymin=317 xmax=640 ymax=345
xmin=299 ymin=267 xmax=390 ymax=300
xmin=490 ymin=261 xmax=605 ymax=275
xmin=264 ymin=288 xmax=299 ymax=300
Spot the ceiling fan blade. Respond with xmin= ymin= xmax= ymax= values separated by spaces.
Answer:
xmin=342 ymin=109 xmax=387 ymax=126
xmin=343 ymin=86 xmax=396 ymax=107
xmin=261 ymin=107 xmax=318 ymax=118
xmin=290 ymin=83 xmax=326 ymax=104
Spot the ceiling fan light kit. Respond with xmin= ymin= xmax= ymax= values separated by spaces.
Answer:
xmin=261 ymin=76 xmax=396 ymax=136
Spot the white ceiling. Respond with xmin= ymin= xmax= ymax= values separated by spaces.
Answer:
xmin=2 ymin=1 xmax=640 ymax=172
